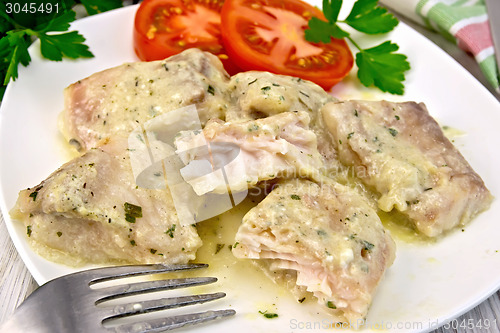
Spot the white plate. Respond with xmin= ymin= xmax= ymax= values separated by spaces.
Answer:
xmin=1 ymin=3 xmax=500 ymax=333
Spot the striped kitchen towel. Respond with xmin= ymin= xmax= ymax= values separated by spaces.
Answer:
xmin=380 ymin=0 xmax=500 ymax=93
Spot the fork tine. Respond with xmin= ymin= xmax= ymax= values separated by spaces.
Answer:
xmin=81 ymin=264 xmax=208 ymax=285
xmin=102 ymin=292 xmax=227 ymax=322
xmin=95 ymin=277 xmax=218 ymax=303
xmin=112 ymin=309 xmax=236 ymax=333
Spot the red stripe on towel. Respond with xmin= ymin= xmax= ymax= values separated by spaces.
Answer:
xmin=455 ymin=20 xmax=493 ymax=56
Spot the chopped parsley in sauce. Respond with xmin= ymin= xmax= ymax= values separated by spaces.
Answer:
xmin=327 ymin=301 xmax=337 ymax=309
xmin=215 ymin=243 xmax=225 ymax=254
xmin=165 ymin=224 xmax=176 ymax=238
xmin=124 ymin=202 xmax=142 ymax=223
xmin=29 ymin=186 xmax=43 ymax=201
xmin=388 ymin=128 xmax=398 ymax=137
xmin=259 ymin=310 xmax=278 ymax=319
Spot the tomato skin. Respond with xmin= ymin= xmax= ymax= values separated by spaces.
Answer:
xmin=220 ymin=0 xmax=353 ymax=90
xmin=133 ymin=0 xmax=240 ymax=74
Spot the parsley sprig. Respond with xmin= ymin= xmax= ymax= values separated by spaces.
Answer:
xmin=305 ymin=0 xmax=410 ymax=95
xmin=0 ymin=0 xmax=123 ymax=99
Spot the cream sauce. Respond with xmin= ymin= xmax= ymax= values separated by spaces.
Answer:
xmin=378 ymin=210 xmax=435 ymax=244
xmin=152 ymin=193 xmax=336 ymax=321
xmin=157 ymin=194 xmax=298 ymax=309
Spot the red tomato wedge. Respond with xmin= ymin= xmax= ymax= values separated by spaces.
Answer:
xmin=133 ymin=0 xmax=239 ymax=73
xmin=220 ymin=0 xmax=354 ymax=90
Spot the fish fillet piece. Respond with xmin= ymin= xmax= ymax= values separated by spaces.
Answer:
xmin=232 ymin=179 xmax=395 ymax=322
xmin=11 ymin=138 xmax=202 ymax=266
xmin=321 ymin=100 xmax=492 ymax=237
xmin=226 ymin=71 xmax=335 ymax=122
xmin=174 ymin=111 xmax=324 ymax=195
xmin=226 ymin=71 xmax=341 ymax=170
xmin=60 ymin=48 xmax=230 ymax=152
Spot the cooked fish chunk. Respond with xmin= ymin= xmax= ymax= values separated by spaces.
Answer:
xmin=232 ymin=179 xmax=395 ymax=322
xmin=10 ymin=138 xmax=202 ymax=266
xmin=174 ymin=111 xmax=324 ymax=195
xmin=321 ymin=100 xmax=492 ymax=237
xmin=226 ymin=71 xmax=342 ymax=172
xmin=60 ymin=49 xmax=230 ymax=152
xmin=226 ymin=71 xmax=334 ymax=122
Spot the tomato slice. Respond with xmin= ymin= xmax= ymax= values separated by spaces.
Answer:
xmin=133 ymin=0 xmax=239 ymax=74
xmin=220 ymin=0 xmax=354 ymax=90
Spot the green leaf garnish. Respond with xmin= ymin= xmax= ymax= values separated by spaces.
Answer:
xmin=305 ymin=0 xmax=410 ymax=94
xmin=356 ymin=42 xmax=409 ymax=95
xmin=345 ymin=0 xmax=399 ymax=34
xmin=1 ymin=0 xmax=123 ymax=93
xmin=39 ymin=31 xmax=93 ymax=61
xmin=322 ymin=0 xmax=342 ymax=22
xmin=38 ymin=10 xmax=77 ymax=33
xmin=1 ymin=31 xmax=31 ymax=85
xmin=305 ymin=17 xmax=349 ymax=42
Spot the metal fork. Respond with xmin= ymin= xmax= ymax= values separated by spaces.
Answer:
xmin=0 ymin=263 xmax=235 ymax=332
